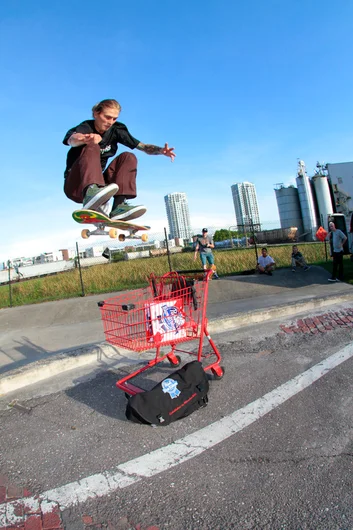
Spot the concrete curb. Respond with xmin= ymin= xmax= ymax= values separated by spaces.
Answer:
xmin=212 ymin=291 xmax=353 ymax=332
xmin=1 ymin=291 xmax=353 ymax=396
xmin=0 ymin=343 xmax=134 ymax=396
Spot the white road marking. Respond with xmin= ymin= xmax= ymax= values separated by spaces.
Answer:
xmin=2 ymin=344 xmax=353 ymax=524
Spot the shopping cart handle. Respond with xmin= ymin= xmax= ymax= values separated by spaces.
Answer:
xmin=176 ymin=269 xmax=205 ymax=274
xmin=122 ymin=304 xmax=136 ymax=311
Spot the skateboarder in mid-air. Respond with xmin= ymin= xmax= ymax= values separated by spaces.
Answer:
xmin=63 ymin=99 xmax=176 ymax=222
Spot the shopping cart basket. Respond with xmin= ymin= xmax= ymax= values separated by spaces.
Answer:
xmin=98 ymin=269 xmax=224 ymax=395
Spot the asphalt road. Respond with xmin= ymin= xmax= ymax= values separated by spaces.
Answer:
xmin=1 ymin=303 xmax=352 ymax=529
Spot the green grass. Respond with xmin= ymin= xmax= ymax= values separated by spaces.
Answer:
xmin=1 ymin=242 xmax=351 ymax=308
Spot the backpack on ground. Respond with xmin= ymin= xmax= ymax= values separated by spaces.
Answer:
xmin=125 ymin=361 xmax=209 ymax=426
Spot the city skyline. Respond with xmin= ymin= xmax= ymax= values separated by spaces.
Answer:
xmin=5 ymin=160 xmax=353 ymax=266
xmin=164 ymin=192 xmax=192 ymax=240
xmin=231 ymin=182 xmax=261 ymax=230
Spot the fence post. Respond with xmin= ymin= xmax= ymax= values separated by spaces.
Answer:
xmin=7 ymin=260 xmax=12 ymax=308
xmin=249 ymin=219 xmax=258 ymax=262
xmin=164 ymin=228 xmax=172 ymax=272
xmin=76 ymin=242 xmax=85 ymax=297
xmin=228 ymin=225 xmax=237 ymax=248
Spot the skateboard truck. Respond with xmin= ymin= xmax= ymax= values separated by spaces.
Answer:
xmin=81 ymin=223 xmax=148 ymax=241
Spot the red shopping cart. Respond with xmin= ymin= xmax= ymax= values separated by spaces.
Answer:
xmin=98 ymin=269 xmax=224 ymax=395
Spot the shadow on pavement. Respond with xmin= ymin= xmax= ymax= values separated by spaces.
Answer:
xmin=208 ymin=265 xmax=342 ymax=304
xmin=65 ymin=362 xmax=175 ymax=420
xmin=66 ymin=371 xmax=127 ymax=421
xmin=0 ymin=338 xmax=101 ymax=375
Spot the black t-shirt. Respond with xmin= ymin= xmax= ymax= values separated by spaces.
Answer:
xmin=62 ymin=120 xmax=140 ymax=177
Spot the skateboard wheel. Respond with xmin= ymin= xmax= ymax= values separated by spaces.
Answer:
xmin=109 ymin=228 xmax=117 ymax=239
xmin=118 ymin=234 xmax=126 ymax=242
xmin=141 ymin=233 xmax=148 ymax=242
xmin=81 ymin=229 xmax=90 ymax=239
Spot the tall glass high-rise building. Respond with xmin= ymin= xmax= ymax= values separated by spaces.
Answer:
xmin=164 ymin=192 xmax=192 ymax=240
xmin=231 ymin=182 xmax=261 ymax=230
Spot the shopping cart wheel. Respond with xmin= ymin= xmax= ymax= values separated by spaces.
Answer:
xmin=212 ymin=365 xmax=225 ymax=380
xmin=169 ymin=355 xmax=181 ymax=367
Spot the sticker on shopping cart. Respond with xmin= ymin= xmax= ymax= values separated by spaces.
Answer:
xmin=147 ymin=298 xmax=187 ymax=343
xmin=161 ymin=378 xmax=181 ymax=399
xmin=160 ymin=304 xmax=184 ymax=332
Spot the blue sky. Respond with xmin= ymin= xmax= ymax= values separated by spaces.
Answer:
xmin=1 ymin=0 xmax=353 ymax=262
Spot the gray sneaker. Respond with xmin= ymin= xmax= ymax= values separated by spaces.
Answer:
xmin=110 ymin=202 xmax=147 ymax=221
xmin=83 ymin=184 xmax=119 ymax=210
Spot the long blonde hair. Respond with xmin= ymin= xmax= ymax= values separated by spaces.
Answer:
xmin=92 ymin=99 xmax=121 ymax=116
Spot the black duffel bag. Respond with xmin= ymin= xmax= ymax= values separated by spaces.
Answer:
xmin=126 ymin=361 xmax=209 ymax=426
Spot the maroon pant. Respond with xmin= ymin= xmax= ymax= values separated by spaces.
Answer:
xmin=64 ymin=143 xmax=138 ymax=204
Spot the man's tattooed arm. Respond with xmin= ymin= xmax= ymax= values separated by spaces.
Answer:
xmin=136 ymin=142 xmax=164 ymax=155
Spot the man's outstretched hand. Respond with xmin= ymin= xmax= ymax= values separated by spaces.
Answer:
xmin=162 ymin=143 xmax=176 ymax=162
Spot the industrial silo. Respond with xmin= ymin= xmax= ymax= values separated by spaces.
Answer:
xmin=275 ymin=185 xmax=304 ymax=236
xmin=312 ymin=175 xmax=334 ymax=230
xmin=296 ymin=161 xmax=318 ymax=241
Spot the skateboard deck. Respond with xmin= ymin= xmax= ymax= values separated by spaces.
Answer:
xmin=72 ymin=209 xmax=150 ymax=242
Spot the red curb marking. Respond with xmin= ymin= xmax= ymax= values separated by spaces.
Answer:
xmin=42 ymin=510 xmax=62 ymax=529
xmin=24 ymin=514 xmax=42 ymax=530
xmin=7 ymin=486 xmax=22 ymax=501
xmin=280 ymin=308 xmax=353 ymax=336
xmin=0 ymin=487 xmax=6 ymax=504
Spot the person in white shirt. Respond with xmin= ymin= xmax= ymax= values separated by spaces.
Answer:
xmin=327 ymin=222 xmax=347 ymax=282
xmin=257 ymin=247 xmax=276 ymax=276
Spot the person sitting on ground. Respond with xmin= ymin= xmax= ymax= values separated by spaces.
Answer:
xmin=291 ymin=245 xmax=310 ymax=272
xmin=257 ymin=247 xmax=275 ymax=276
xmin=63 ymin=99 xmax=176 ymax=221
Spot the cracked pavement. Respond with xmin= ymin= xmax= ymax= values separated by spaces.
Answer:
xmin=0 ymin=307 xmax=352 ymax=529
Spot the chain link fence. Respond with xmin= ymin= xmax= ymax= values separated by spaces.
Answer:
xmin=1 ymin=221 xmax=331 ymax=308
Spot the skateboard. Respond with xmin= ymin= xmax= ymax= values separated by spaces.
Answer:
xmin=72 ymin=209 xmax=150 ymax=242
